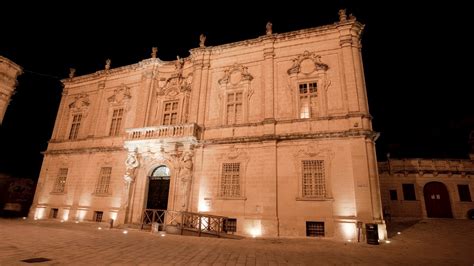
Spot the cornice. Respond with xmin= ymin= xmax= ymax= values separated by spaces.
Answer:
xmin=44 ymin=146 xmax=125 ymax=155
xmin=0 ymin=56 xmax=23 ymax=74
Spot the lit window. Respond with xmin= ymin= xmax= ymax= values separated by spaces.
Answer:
xmin=53 ymin=168 xmax=68 ymax=193
xmin=95 ymin=167 xmax=112 ymax=194
xmin=162 ymin=101 xmax=179 ymax=125
xmin=302 ymin=160 xmax=325 ymax=198
xmin=69 ymin=114 xmax=82 ymax=140
xmin=226 ymin=92 xmax=243 ymax=125
xmin=220 ymin=163 xmax=241 ymax=197
xmin=299 ymin=82 xmax=318 ymax=119
xmin=109 ymin=108 xmax=124 ymax=136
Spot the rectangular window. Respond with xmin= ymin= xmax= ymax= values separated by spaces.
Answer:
xmin=68 ymin=114 xmax=82 ymax=140
xmin=302 ymin=160 xmax=325 ymax=198
xmin=50 ymin=208 xmax=58 ymax=219
xmin=109 ymin=108 xmax=124 ymax=136
xmin=458 ymin=185 xmax=472 ymax=202
xmin=224 ymin=218 xmax=237 ymax=233
xmin=94 ymin=211 xmax=104 ymax=222
xmin=162 ymin=101 xmax=179 ymax=125
xmin=220 ymin=163 xmax=241 ymax=197
xmin=306 ymin=221 xmax=324 ymax=237
xmin=402 ymin=184 xmax=416 ymax=201
xmin=53 ymin=168 xmax=68 ymax=193
xmin=95 ymin=167 xmax=112 ymax=194
xmin=226 ymin=92 xmax=243 ymax=125
xmin=299 ymin=82 xmax=318 ymax=119
xmin=389 ymin=189 xmax=398 ymax=200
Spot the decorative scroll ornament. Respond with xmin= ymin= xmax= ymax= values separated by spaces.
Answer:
xmin=218 ymin=63 xmax=254 ymax=86
xmin=108 ymin=84 xmax=132 ymax=105
xmin=68 ymin=93 xmax=90 ymax=112
xmin=287 ymin=50 xmax=329 ymax=75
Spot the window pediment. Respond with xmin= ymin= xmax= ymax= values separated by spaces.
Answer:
xmin=68 ymin=93 xmax=90 ymax=113
xmin=218 ymin=63 xmax=254 ymax=86
xmin=287 ymin=50 xmax=329 ymax=75
xmin=107 ymin=84 xmax=131 ymax=105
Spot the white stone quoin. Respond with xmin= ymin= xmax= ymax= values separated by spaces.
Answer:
xmin=0 ymin=56 xmax=22 ymax=124
xmin=30 ymin=10 xmax=388 ymax=240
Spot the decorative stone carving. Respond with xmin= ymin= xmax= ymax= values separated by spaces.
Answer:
xmin=178 ymin=151 xmax=194 ymax=210
xmin=151 ymin=47 xmax=158 ymax=58
xmin=123 ymin=150 xmax=139 ymax=183
xmin=107 ymin=84 xmax=132 ymax=105
xmin=69 ymin=68 xmax=76 ymax=79
xmin=199 ymin=34 xmax=206 ymax=48
xmin=338 ymin=9 xmax=347 ymax=22
xmin=218 ymin=63 xmax=254 ymax=85
xmin=287 ymin=51 xmax=329 ymax=75
xmin=68 ymin=93 xmax=90 ymax=113
xmin=105 ymin=59 xmax=111 ymax=70
xmin=266 ymin=22 xmax=273 ymax=35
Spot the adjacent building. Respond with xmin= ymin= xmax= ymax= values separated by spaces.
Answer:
xmin=30 ymin=10 xmax=387 ymax=240
xmin=379 ymin=136 xmax=474 ymax=219
xmin=0 ymin=56 xmax=22 ymax=124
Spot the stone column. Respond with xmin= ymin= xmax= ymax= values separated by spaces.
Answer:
xmin=188 ymin=50 xmax=205 ymax=124
xmin=263 ymin=40 xmax=275 ymax=120
xmin=197 ymin=52 xmax=211 ymax=125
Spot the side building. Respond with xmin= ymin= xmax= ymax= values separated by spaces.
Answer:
xmin=379 ymin=153 xmax=474 ymax=219
xmin=30 ymin=10 xmax=386 ymax=240
xmin=0 ymin=56 xmax=22 ymax=124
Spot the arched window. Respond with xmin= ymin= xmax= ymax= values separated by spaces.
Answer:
xmin=151 ymin=166 xmax=170 ymax=180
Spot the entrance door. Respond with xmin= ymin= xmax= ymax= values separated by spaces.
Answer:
xmin=146 ymin=166 xmax=170 ymax=210
xmin=423 ymin=182 xmax=452 ymax=218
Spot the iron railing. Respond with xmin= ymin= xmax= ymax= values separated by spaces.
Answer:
xmin=140 ymin=209 xmax=228 ymax=237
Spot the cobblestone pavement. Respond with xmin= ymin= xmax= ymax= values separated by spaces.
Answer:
xmin=0 ymin=218 xmax=473 ymax=265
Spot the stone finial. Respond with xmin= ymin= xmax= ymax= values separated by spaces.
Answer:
xmin=151 ymin=47 xmax=158 ymax=58
xmin=349 ymin=13 xmax=356 ymax=20
xmin=69 ymin=68 xmax=76 ymax=78
xmin=176 ymin=56 xmax=184 ymax=70
xmin=338 ymin=9 xmax=347 ymax=22
xmin=266 ymin=22 xmax=273 ymax=35
xmin=105 ymin=59 xmax=111 ymax=70
xmin=199 ymin=34 xmax=206 ymax=48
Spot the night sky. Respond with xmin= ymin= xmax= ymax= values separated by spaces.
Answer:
xmin=0 ymin=1 xmax=472 ymax=179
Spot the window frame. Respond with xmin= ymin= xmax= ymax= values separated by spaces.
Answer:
xmin=94 ymin=167 xmax=112 ymax=196
xmin=298 ymin=81 xmax=318 ymax=119
xmin=52 ymin=168 xmax=68 ymax=194
xmin=162 ymin=100 xmax=180 ymax=125
xmin=108 ymin=108 xmax=124 ymax=136
xmin=402 ymin=183 xmax=416 ymax=201
xmin=68 ymin=113 xmax=82 ymax=140
xmin=457 ymin=184 xmax=472 ymax=202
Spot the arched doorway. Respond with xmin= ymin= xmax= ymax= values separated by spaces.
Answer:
xmin=146 ymin=166 xmax=171 ymax=210
xmin=423 ymin=182 xmax=452 ymax=218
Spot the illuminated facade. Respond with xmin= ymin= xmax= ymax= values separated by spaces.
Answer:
xmin=0 ymin=56 xmax=22 ymax=124
xmin=31 ymin=10 xmax=387 ymax=239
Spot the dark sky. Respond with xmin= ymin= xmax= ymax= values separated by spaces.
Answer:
xmin=0 ymin=1 xmax=472 ymax=179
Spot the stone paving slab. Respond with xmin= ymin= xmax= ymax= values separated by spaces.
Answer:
xmin=0 ymin=218 xmax=473 ymax=265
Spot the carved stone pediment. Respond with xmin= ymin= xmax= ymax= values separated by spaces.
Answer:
xmin=108 ymin=84 xmax=131 ymax=105
xmin=156 ymin=74 xmax=192 ymax=97
xmin=287 ymin=50 xmax=329 ymax=75
xmin=217 ymin=145 xmax=249 ymax=161
xmin=218 ymin=63 xmax=254 ymax=86
xmin=294 ymin=144 xmax=335 ymax=160
xmin=69 ymin=93 xmax=90 ymax=112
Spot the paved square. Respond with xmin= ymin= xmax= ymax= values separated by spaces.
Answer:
xmin=0 ymin=218 xmax=472 ymax=265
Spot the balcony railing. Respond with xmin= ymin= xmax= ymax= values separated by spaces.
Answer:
xmin=125 ymin=123 xmax=199 ymax=140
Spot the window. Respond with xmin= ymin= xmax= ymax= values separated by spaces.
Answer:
xmin=389 ymin=190 xmax=398 ymax=200
xmin=53 ymin=168 xmax=68 ymax=193
xmin=220 ymin=163 xmax=241 ymax=197
xmin=302 ymin=160 xmax=325 ymax=198
xmin=299 ymin=82 xmax=318 ymax=119
xmin=94 ymin=211 xmax=104 ymax=222
xmin=162 ymin=101 xmax=179 ymax=125
xmin=458 ymin=185 xmax=472 ymax=202
xmin=95 ymin=167 xmax=112 ymax=194
xmin=226 ymin=92 xmax=243 ymax=125
xmin=50 ymin=208 xmax=58 ymax=219
xmin=402 ymin=184 xmax=416 ymax=201
xmin=69 ymin=114 xmax=82 ymax=140
xmin=306 ymin=221 xmax=324 ymax=237
xmin=224 ymin=218 xmax=237 ymax=233
xmin=109 ymin=108 xmax=124 ymax=136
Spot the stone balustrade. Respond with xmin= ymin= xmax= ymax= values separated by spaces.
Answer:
xmin=125 ymin=123 xmax=199 ymax=140
xmin=379 ymin=158 xmax=474 ymax=175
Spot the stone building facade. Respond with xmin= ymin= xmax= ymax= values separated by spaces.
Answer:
xmin=379 ymin=136 xmax=474 ymax=219
xmin=30 ymin=11 xmax=386 ymax=240
xmin=0 ymin=56 xmax=22 ymax=124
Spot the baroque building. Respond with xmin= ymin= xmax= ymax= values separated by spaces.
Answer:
xmin=0 ymin=56 xmax=22 ymax=124
xmin=30 ymin=10 xmax=387 ymax=240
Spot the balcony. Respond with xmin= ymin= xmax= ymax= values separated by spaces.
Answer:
xmin=125 ymin=123 xmax=199 ymax=141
